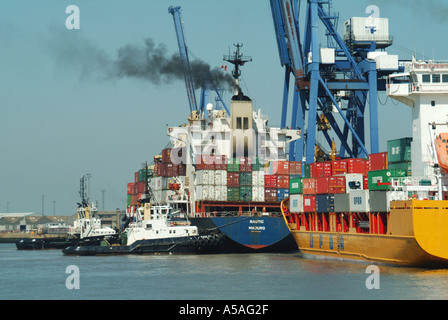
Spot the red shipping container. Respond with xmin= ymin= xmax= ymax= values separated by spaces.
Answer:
xmin=329 ymin=176 xmax=346 ymax=194
xmin=240 ymin=163 xmax=252 ymax=172
xmin=239 ymin=157 xmax=253 ymax=165
xmin=214 ymin=155 xmax=227 ymax=170
xmin=348 ymin=158 xmax=368 ymax=175
xmin=277 ymin=161 xmax=289 ymax=175
xmin=315 ymin=177 xmax=330 ymax=194
xmin=303 ymin=195 xmax=317 ymax=213
xmin=277 ymin=175 xmax=290 ymax=189
xmin=309 ymin=163 xmax=318 ymax=177
xmin=134 ymin=171 xmax=139 ymax=183
xmin=369 ymin=152 xmax=388 ymax=171
xmin=331 ymin=160 xmax=348 ymax=175
xmin=127 ymin=183 xmax=134 ymax=195
xmin=264 ymin=188 xmax=278 ymax=202
xmin=364 ymin=176 xmax=369 ymax=190
xmin=162 ymin=148 xmax=171 ymax=163
xmin=178 ymin=164 xmax=187 ymax=176
xmin=136 ymin=181 xmax=147 ymax=193
xmin=227 ymin=172 xmax=240 ymax=187
xmin=201 ymin=155 xmax=215 ymax=170
xmin=302 ymin=178 xmax=316 ymax=195
xmin=289 ymin=161 xmax=302 ymax=175
xmin=264 ymin=175 xmax=278 ymax=188
xmin=156 ymin=163 xmax=166 ymax=177
xmin=316 ymin=162 xmax=332 ymax=177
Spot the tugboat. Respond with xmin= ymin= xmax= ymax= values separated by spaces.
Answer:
xmin=63 ymin=188 xmax=223 ymax=256
xmin=17 ymin=175 xmax=118 ymax=250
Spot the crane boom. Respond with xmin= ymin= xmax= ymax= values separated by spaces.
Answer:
xmin=168 ymin=6 xmax=198 ymax=112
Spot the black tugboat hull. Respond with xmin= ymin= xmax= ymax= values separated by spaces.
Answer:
xmin=16 ymin=235 xmax=120 ymax=250
xmin=62 ymin=234 xmax=224 ymax=256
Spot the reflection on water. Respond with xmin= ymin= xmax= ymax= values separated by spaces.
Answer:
xmin=1 ymin=244 xmax=448 ymax=300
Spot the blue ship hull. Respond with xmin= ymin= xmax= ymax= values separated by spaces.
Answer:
xmin=189 ymin=216 xmax=297 ymax=253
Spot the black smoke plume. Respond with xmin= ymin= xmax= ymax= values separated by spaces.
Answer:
xmin=45 ymin=29 xmax=235 ymax=91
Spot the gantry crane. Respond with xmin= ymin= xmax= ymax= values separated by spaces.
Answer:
xmin=270 ymin=0 xmax=396 ymax=163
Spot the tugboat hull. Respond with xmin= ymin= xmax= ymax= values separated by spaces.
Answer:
xmin=62 ymin=234 xmax=223 ymax=256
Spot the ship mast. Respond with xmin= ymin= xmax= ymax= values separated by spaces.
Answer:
xmin=223 ymin=43 xmax=252 ymax=95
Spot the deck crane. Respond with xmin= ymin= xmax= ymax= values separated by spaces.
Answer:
xmin=168 ymin=6 xmax=230 ymax=115
xmin=270 ymin=0 xmax=396 ymax=163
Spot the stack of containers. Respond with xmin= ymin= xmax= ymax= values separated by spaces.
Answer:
xmin=239 ymin=157 xmax=252 ymax=201
xmin=387 ymin=138 xmax=412 ymax=176
xmin=252 ymin=157 xmax=265 ymax=202
xmin=227 ymin=158 xmax=240 ymax=201
xmin=196 ymin=154 xmax=228 ymax=201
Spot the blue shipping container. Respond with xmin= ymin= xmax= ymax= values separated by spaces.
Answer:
xmin=316 ymin=194 xmax=334 ymax=213
xmin=277 ymin=188 xmax=290 ymax=201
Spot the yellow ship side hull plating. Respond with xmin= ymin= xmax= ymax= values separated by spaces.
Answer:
xmin=285 ymin=200 xmax=448 ymax=268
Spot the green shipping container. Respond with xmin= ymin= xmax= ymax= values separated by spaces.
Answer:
xmin=227 ymin=159 xmax=240 ymax=172
xmin=387 ymin=137 xmax=412 ymax=163
xmin=139 ymin=169 xmax=153 ymax=182
xmin=388 ymin=161 xmax=412 ymax=176
xmin=127 ymin=194 xmax=131 ymax=206
xmin=304 ymin=164 xmax=311 ymax=178
xmin=368 ymin=169 xmax=406 ymax=190
xmin=239 ymin=172 xmax=252 ymax=186
xmin=227 ymin=187 xmax=240 ymax=201
xmin=289 ymin=177 xmax=303 ymax=194
xmin=239 ymin=186 xmax=252 ymax=201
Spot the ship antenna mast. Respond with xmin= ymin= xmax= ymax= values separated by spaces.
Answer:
xmin=223 ymin=43 xmax=252 ymax=94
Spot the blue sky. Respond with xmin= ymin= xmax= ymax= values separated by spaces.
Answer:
xmin=0 ymin=0 xmax=447 ymax=215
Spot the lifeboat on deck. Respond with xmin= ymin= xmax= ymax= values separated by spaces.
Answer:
xmin=435 ymin=133 xmax=448 ymax=174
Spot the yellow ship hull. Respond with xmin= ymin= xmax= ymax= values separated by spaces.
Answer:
xmin=282 ymin=200 xmax=448 ymax=268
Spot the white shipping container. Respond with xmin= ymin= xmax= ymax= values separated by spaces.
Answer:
xmin=252 ymin=171 xmax=265 ymax=186
xmin=196 ymin=170 xmax=214 ymax=185
xmin=349 ymin=190 xmax=370 ymax=212
xmin=213 ymin=186 xmax=227 ymax=201
xmin=344 ymin=17 xmax=390 ymax=42
xmin=345 ymin=173 xmax=364 ymax=192
xmin=374 ymin=54 xmax=398 ymax=70
xmin=251 ymin=186 xmax=265 ymax=202
xmin=214 ymin=170 xmax=227 ymax=186
xmin=290 ymin=194 xmax=303 ymax=213
xmin=320 ymin=48 xmax=335 ymax=64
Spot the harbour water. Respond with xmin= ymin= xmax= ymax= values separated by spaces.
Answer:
xmin=1 ymin=243 xmax=448 ymax=300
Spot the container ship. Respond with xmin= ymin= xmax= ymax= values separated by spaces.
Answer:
xmin=281 ymin=59 xmax=448 ymax=268
xmin=125 ymin=45 xmax=299 ymax=253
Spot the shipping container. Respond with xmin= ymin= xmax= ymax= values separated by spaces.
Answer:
xmin=316 ymin=162 xmax=332 ymax=177
xmin=387 ymin=137 xmax=412 ymax=163
xmin=251 ymin=186 xmax=265 ymax=202
xmin=251 ymin=171 xmax=264 ymax=186
xmin=196 ymin=185 xmax=214 ymax=201
xmin=331 ymin=160 xmax=348 ymax=175
xmin=227 ymin=158 xmax=240 ymax=172
xmin=213 ymin=155 xmax=227 ymax=170
xmin=289 ymin=177 xmax=303 ymax=194
xmin=347 ymin=158 xmax=368 ymax=175
xmin=388 ymin=161 xmax=412 ymax=176
xmin=316 ymin=194 xmax=335 ymax=213
xmin=368 ymin=169 xmax=406 ymax=191
xmin=269 ymin=161 xmax=289 ymax=175
xmin=213 ymin=186 xmax=227 ymax=201
xmin=277 ymin=175 xmax=290 ymax=189
xmin=334 ymin=194 xmax=349 ymax=213
xmin=309 ymin=163 xmax=318 ymax=177
xmin=329 ymin=176 xmax=346 ymax=194
xmin=315 ymin=176 xmax=330 ymax=194
xmin=344 ymin=173 xmax=364 ymax=192
xmin=227 ymin=187 xmax=240 ymax=202
xmin=303 ymin=195 xmax=317 ymax=213
xmin=302 ymin=178 xmax=316 ymax=195
xmin=348 ymin=190 xmax=370 ymax=212
xmin=264 ymin=188 xmax=278 ymax=202
xmin=134 ymin=171 xmax=139 ymax=183
xmin=240 ymin=172 xmax=252 ymax=186
xmin=369 ymin=190 xmax=407 ymax=212
xmin=178 ymin=164 xmax=187 ymax=176
xmin=277 ymin=188 xmax=289 ymax=201
xmin=196 ymin=170 xmax=214 ymax=185
xmin=127 ymin=194 xmax=131 ymax=206
xmin=289 ymin=161 xmax=302 ymax=175
xmin=214 ymin=170 xmax=227 ymax=185
xmin=240 ymin=186 xmax=252 ymax=201
xmin=290 ymin=194 xmax=303 ymax=213
xmin=127 ymin=183 xmax=134 ymax=195
xmin=369 ymin=152 xmax=388 ymax=171
xmin=264 ymin=175 xmax=277 ymax=188
xmin=162 ymin=148 xmax=172 ymax=163
xmin=227 ymin=172 xmax=240 ymax=187
xmin=304 ymin=163 xmax=311 ymax=178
